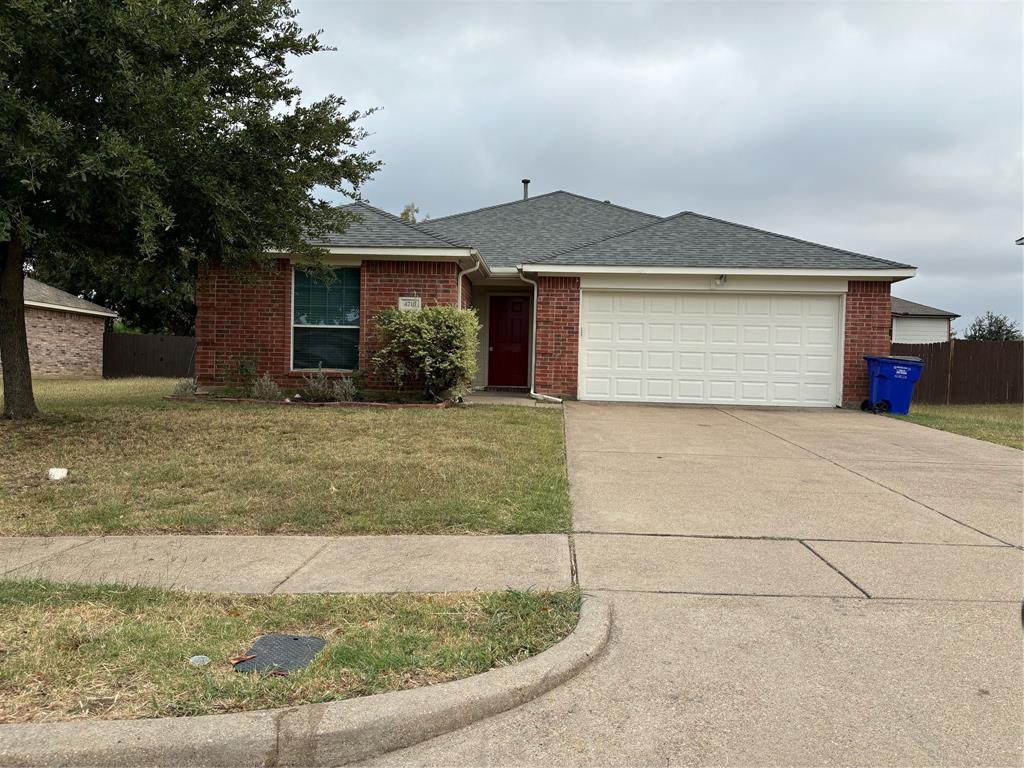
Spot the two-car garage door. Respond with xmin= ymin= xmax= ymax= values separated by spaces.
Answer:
xmin=578 ymin=291 xmax=841 ymax=407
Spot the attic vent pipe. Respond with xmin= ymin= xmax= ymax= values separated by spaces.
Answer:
xmin=522 ymin=179 xmax=530 ymax=199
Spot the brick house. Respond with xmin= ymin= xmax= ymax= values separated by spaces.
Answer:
xmin=195 ymin=188 xmax=915 ymax=406
xmin=4 ymin=278 xmax=117 ymax=378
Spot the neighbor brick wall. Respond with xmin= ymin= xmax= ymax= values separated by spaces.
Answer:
xmin=195 ymin=259 xmax=463 ymax=389
xmin=194 ymin=259 xmax=293 ymax=387
xmin=4 ymin=307 xmax=106 ymax=377
xmin=843 ymin=280 xmax=892 ymax=404
xmin=534 ymin=276 xmax=580 ymax=398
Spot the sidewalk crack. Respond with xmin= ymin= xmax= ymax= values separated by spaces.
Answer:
xmin=270 ymin=540 xmax=331 ymax=594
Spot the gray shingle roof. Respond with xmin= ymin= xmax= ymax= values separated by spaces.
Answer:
xmin=533 ymin=211 xmax=916 ymax=270
xmin=891 ymin=297 xmax=959 ymax=318
xmin=419 ymin=191 xmax=660 ymax=267
xmin=307 ymin=202 xmax=466 ymax=249
xmin=24 ymin=277 xmax=116 ymax=317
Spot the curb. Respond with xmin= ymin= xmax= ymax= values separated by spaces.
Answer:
xmin=0 ymin=595 xmax=611 ymax=767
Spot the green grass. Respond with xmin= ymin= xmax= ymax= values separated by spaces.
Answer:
xmin=0 ymin=378 xmax=570 ymax=535
xmin=0 ymin=580 xmax=579 ymax=723
xmin=897 ymin=403 xmax=1023 ymax=450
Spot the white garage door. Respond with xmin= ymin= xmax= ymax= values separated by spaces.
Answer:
xmin=579 ymin=291 xmax=841 ymax=406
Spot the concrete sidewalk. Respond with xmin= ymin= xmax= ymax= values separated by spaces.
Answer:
xmin=0 ymin=534 xmax=572 ymax=593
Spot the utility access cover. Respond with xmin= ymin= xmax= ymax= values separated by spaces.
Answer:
xmin=233 ymin=634 xmax=326 ymax=674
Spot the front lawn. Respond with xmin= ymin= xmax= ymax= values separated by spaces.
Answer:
xmin=0 ymin=580 xmax=579 ymax=723
xmin=0 ymin=378 xmax=570 ymax=535
xmin=898 ymin=403 xmax=1023 ymax=450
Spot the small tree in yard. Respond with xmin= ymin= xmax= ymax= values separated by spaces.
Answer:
xmin=962 ymin=311 xmax=1023 ymax=341
xmin=0 ymin=0 xmax=380 ymax=419
xmin=372 ymin=307 xmax=480 ymax=402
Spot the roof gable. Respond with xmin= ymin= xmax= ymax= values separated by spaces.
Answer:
xmin=891 ymin=297 xmax=959 ymax=318
xmin=419 ymin=191 xmax=660 ymax=267
xmin=533 ymin=211 xmax=915 ymax=270
xmin=308 ymin=202 xmax=466 ymax=249
xmin=24 ymin=277 xmax=116 ymax=317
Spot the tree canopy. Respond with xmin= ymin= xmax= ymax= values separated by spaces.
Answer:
xmin=0 ymin=0 xmax=380 ymax=417
xmin=961 ymin=311 xmax=1023 ymax=341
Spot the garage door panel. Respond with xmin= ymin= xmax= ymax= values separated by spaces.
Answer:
xmin=710 ymin=325 xmax=739 ymax=344
xmin=579 ymin=291 xmax=840 ymax=407
xmin=742 ymin=325 xmax=770 ymax=345
xmin=615 ymin=350 xmax=643 ymax=370
xmin=679 ymin=324 xmax=706 ymax=342
xmin=645 ymin=379 xmax=673 ymax=399
xmin=648 ymin=323 xmax=675 ymax=342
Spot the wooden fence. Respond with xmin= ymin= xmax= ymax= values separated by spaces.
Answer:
xmin=891 ymin=340 xmax=1023 ymax=405
xmin=103 ymin=333 xmax=196 ymax=379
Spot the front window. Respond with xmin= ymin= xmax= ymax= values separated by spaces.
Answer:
xmin=292 ymin=267 xmax=360 ymax=370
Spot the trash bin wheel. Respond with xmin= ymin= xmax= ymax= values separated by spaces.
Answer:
xmin=860 ymin=399 xmax=872 ymax=412
xmin=874 ymin=400 xmax=891 ymax=414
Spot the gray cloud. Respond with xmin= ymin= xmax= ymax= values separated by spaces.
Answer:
xmin=291 ymin=0 xmax=1022 ymax=330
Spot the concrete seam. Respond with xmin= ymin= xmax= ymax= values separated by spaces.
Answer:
xmin=269 ymin=540 xmax=332 ymax=594
xmin=588 ymin=587 xmax=1022 ymax=605
xmin=799 ymin=539 xmax=871 ymax=597
xmin=573 ymin=530 xmax=1009 ymax=548
xmin=717 ymin=407 xmax=1019 ymax=549
xmin=0 ymin=535 xmax=101 ymax=577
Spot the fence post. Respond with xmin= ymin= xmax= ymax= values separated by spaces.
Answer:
xmin=945 ymin=338 xmax=955 ymax=406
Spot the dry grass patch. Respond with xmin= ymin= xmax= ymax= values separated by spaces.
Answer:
xmin=897 ymin=403 xmax=1023 ymax=450
xmin=0 ymin=378 xmax=570 ymax=535
xmin=0 ymin=580 xmax=580 ymax=723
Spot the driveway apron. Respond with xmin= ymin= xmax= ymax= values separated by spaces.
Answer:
xmin=370 ymin=402 xmax=1023 ymax=766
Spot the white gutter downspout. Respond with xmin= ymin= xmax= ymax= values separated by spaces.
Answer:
xmin=517 ymin=267 xmax=564 ymax=404
xmin=457 ymin=251 xmax=482 ymax=307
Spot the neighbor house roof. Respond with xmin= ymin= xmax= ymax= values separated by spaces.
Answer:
xmin=891 ymin=297 xmax=959 ymax=319
xmin=533 ymin=211 xmax=916 ymax=270
xmin=24 ymin=277 xmax=116 ymax=318
xmin=419 ymin=191 xmax=660 ymax=267
xmin=307 ymin=202 xmax=467 ymax=249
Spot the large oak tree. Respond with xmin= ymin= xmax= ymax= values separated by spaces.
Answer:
xmin=0 ymin=0 xmax=379 ymax=418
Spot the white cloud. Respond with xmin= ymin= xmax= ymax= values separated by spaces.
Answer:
xmin=291 ymin=0 xmax=1023 ymax=328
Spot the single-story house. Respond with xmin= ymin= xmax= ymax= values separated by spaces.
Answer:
xmin=891 ymin=297 xmax=958 ymax=344
xmin=195 ymin=187 xmax=916 ymax=407
xmin=1 ymin=277 xmax=117 ymax=377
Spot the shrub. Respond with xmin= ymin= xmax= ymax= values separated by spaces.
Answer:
xmin=172 ymin=378 xmax=198 ymax=397
xmin=332 ymin=377 xmax=357 ymax=402
xmin=299 ymin=364 xmax=336 ymax=402
xmin=371 ymin=307 xmax=480 ymax=402
xmin=218 ymin=354 xmax=258 ymax=396
xmin=251 ymin=373 xmax=283 ymax=401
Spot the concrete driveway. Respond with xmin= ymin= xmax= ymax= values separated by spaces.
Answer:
xmin=371 ymin=403 xmax=1023 ymax=766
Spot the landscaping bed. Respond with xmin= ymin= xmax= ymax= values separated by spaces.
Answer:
xmin=0 ymin=580 xmax=579 ymax=723
xmin=897 ymin=403 xmax=1023 ymax=450
xmin=0 ymin=378 xmax=570 ymax=535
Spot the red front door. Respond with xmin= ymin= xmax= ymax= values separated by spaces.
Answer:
xmin=488 ymin=295 xmax=530 ymax=387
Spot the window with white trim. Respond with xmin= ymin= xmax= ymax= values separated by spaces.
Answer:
xmin=292 ymin=267 xmax=360 ymax=370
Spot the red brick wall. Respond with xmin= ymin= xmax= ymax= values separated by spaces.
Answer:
xmin=196 ymin=259 xmax=463 ymax=389
xmin=843 ymin=280 xmax=892 ymax=404
xmin=360 ymin=261 xmax=460 ymax=387
xmin=534 ymin=276 xmax=580 ymax=398
xmin=194 ymin=259 xmax=293 ymax=386
xmin=461 ymin=274 xmax=473 ymax=309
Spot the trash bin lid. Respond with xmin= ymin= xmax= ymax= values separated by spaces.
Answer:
xmin=882 ymin=355 xmax=923 ymax=363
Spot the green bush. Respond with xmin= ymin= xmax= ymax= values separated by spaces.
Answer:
xmin=371 ymin=307 xmax=480 ymax=402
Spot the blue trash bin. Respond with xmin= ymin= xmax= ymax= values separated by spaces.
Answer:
xmin=862 ymin=356 xmax=924 ymax=415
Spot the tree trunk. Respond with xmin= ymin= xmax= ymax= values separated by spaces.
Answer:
xmin=0 ymin=238 xmax=38 ymax=419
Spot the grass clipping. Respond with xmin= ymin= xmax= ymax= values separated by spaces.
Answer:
xmin=0 ymin=581 xmax=580 ymax=724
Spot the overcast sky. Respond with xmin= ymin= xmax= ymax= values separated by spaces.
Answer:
xmin=290 ymin=0 xmax=1022 ymax=331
